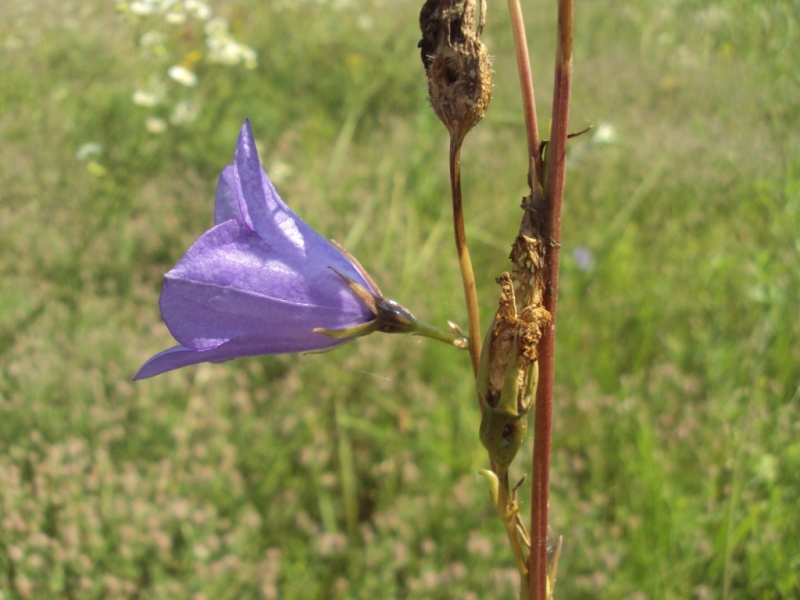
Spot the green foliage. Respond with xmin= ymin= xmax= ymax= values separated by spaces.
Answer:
xmin=1 ymin=0 xmax=799 ymax=598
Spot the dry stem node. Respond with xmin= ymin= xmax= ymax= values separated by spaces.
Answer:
xmin=419 ymin=0 xmax=492 ymax=143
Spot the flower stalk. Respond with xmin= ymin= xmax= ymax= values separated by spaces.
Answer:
xmin=419 ymin=0 xmax=492 ymax=375
xmin=449 ymin=137 xmax=482 ymax=374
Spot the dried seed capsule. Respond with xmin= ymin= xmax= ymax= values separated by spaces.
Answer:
xmin=477 ymin=319 xmax=537 ymax=471
xmin=419 ymin=0 xmax=492 ymax=142
xmin=475 ymin=274 xmax=547 ymax=471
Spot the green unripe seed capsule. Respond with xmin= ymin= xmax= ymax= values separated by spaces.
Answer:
xmin=477 ymin=316 xmax=538 ymax=471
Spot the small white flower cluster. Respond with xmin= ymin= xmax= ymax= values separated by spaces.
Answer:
xmin=167 ymin=64 xmax=198 ymax=87
xmin=126 ymin=0 xmax=212 ymax=22
xmin=116 ymin=0 xmax=258 ymax=133
xmin=204 ymin=18 xmax=257 ymax=69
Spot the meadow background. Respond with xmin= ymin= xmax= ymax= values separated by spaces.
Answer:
xmin=1 ymin=0 xmax=799 ymax=598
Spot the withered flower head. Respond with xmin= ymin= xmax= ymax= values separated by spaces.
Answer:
xmin=419 ymin=0 xmax=492 ymax=143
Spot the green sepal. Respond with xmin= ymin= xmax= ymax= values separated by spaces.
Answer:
xmin=317 ymin=269 xmax=468 ymax=349
xmin=313 ymin=320 xmax=378 ymax=340
xmin=478 ymin=469 xmax=500 ymax=507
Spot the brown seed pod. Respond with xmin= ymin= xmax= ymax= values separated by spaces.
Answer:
xmin=419 ymin=0 xmax=492 ymax=143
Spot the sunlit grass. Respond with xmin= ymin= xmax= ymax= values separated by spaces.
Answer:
xmin=1 ymin=0 xmax=798 ymax=598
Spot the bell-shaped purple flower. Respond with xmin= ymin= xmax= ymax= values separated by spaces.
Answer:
xmin=135 ymin=120 xmax=464 ymax=380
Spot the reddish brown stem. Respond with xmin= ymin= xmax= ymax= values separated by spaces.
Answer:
xmin=505 ymin=0 xmax=541 ymax=174
xmin=529 ymin=0 xmax=573 ymax=598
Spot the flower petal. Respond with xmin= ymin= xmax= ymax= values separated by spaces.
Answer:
xmin=233 ymin=119 xmax=307 ymax=250
xmin=159 ymin=218 xmax=376 ymax=352
xmin=213 ymin=165 xmax=240 ymax=225
xmin=133 ymin=334 xmax=348 ymax=380
xmin=134 ymin=344 xmax=213 ymax=380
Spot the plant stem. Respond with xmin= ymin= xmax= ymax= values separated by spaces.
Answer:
xmin=449 ymin=134 xmax=482 ymax=375
xmin=505 ymin=0 xmax=541 ymax=179
xmin=529 ymin=0 xmax=573 ymax=598
xmin=496 ymin=470 xmax=530 ymax=600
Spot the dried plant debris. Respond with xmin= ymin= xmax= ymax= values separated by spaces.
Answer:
xmin=477 ymin=274 xmax=550 ymax=470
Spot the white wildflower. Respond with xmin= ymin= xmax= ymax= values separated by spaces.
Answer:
xmin=241 ymin=47 xmax=257 ymax=69
xmin=204 ymin=19 xmax=258 ymax=68
xmin=132 ymin=89 xmax=160 ymax=107
xmin=130 ymin=0 xmax=159 ymax=16
xmin=184 ymin=0 xmax=211 ymax=20
xmin=146 ymin=116 xmax=168 ymax=134
xmin=206 ymin=38 xmax=240 ymax=65
xmin=164 ymin=9 xmax=187 ymax=24
xmin=203 ymin=17 xmax=228 ymax=36
xmin=167 ymin=65 xmax=198 ymax=86
xmin=169 ymin=100 xmax=200 ymax=125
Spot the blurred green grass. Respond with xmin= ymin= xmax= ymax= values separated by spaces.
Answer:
xmin=1 ymin=0 xmax=799 ymax=598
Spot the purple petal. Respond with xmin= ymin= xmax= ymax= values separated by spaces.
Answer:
xmin=213 ymin=165 xmax=240 ymax=226
xmin=134 ymin=345 xmax=216 ymax=380
xmin=133 ymin=335 xmax=347 ymax=380
xmin=159 ymin=218 xmax=375 ymax=352
xmin=230 ymin=121 xmax=362 ymax=272
xmin=233 ymin=119 xmax=304 ymax=247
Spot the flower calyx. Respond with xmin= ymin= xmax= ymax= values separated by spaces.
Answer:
xmin=314 ymin=243 xmax=468 ymax=349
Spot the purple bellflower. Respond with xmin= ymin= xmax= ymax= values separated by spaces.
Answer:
xmin=135 ymin=120 xmax=464 ymax=380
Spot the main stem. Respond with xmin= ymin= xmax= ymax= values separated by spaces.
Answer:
xmin=449 ymin=134 xmax=482 ymax=375
xmin=529 ymin=0 xmax=573 ymax=598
